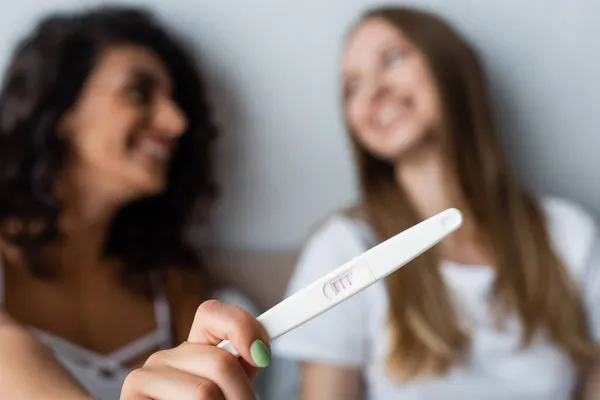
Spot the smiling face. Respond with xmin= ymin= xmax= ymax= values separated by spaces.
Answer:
xmin=342 ymin=17 xmax=441 ymax=161
xmin=59 ymin=44 xmax=188 ymax=201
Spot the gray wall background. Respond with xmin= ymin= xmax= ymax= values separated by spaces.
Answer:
xmin=0 ymin=0 xmax=598 ymax=252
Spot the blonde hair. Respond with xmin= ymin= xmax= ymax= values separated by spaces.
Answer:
xmin=345 ymin=7 xmax=597 ymax=380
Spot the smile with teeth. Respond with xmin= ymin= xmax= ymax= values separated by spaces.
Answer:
xmin=374 ymin=101 xmax=410 ymax=131
xmin=138 ymin=138 xmax=172 ymax=161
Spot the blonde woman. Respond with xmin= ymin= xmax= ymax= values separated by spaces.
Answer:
xmin=273 ymin=7 xmax=600 ymax=400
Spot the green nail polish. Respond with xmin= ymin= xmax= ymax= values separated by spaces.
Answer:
xmin=250 ymin=340 xmax=271 ymax=368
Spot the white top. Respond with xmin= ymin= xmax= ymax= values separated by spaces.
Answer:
xmin=0 ymin=262 xmax=259 ymax=400
xmin=272 ymin=197 xmax=600 ymax=400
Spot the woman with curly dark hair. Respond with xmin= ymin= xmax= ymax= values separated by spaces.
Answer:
xmin=0 ymin=6 xmax=271 ymax=400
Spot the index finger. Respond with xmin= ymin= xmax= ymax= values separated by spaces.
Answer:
xmin=187 ymin=300 xmax=271 ymax=369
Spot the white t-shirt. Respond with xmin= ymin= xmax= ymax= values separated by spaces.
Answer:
xmin=272 ymin=197 xmax=600 ymax=400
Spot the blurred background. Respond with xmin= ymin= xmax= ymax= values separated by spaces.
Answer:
xmin=1 ymin=0 xmax=597 ymax=309
xmin=0 ymin=1 xmax=598 ymax=399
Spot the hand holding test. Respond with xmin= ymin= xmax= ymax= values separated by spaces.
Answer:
xmin=217 ymin=208 xmax=463 ymax=356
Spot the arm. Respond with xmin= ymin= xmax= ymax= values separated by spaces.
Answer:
xmin=301 ymin=362 xmax=361 ymax=400
xmin=0 ymin=312 xmax=91 ymax=399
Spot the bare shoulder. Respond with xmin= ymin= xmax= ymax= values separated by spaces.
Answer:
xmin=0 ymin=310 xmax=16 ymax=328
xmin=0 ymin=310 xmax=47 ymax=357
xmin=0 ymin=311 xmax=90 ymax=398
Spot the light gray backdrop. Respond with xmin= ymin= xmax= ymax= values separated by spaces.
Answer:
xmin=1 ymin=0 xmax=598 ymax=252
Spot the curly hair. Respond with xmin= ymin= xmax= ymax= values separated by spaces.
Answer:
xmin=0 ymin=6 xmax=218 ymax=285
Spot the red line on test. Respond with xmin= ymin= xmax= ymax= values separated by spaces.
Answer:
xmin=340 ymin=279 xmax=345 ymax=289
xmin=347 ymin=275 xmax=352 ymax=286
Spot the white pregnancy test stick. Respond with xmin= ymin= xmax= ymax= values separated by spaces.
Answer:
xmin=217 ymin=208 xmax=463 ymax=356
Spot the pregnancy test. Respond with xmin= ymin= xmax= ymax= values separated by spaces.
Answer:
xmin=217 ymin=208 xmax=463 ymax=356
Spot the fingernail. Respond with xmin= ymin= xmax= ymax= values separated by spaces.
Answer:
xmin=250 ymin=339 xmax=271 ymax=368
